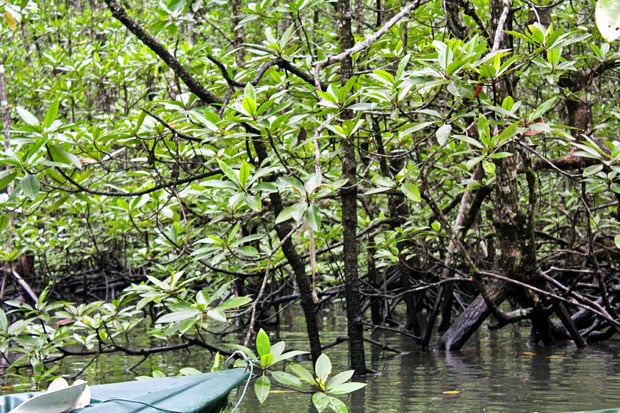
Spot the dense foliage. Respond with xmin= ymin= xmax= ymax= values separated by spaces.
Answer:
xmin=1 ymin=0 xmax=620 ymax=408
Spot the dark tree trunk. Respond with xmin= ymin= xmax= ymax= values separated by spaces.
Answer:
xmin=272 ymin=197 xmax=323 ymax=362
xmin=438 ymin=0 xmax=542 ymax=351
xmin=231 ymin=0 xmax=246 ymax=68
xmin=436 ymin=284 xmax=509 ymax=351
xmin=253 ymin=137 xmax=323 ymax=363
xmin=338 ymin=0 xmax=367 ymax=375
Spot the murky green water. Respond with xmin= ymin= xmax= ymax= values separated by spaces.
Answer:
xmin=3 ymin=307 xmax=620 ymax=412
xmin=231 ymin=313 xmax=620 ymax=413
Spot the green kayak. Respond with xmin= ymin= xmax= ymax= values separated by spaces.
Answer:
xmin=0 ymin=367 xmax=249 ymax=413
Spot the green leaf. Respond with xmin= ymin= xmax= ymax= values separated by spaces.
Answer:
xmin=202 ymin=179 xmax=237 ymax=190
xmin=47 ymin=144 xmax=82 ymax=169
xmin=326 ymin=395 xmax=348 ymax=413
xmin=20 ymin=174 xmax=40 ymax=199
xmin=156 ymin=309 xmax=200 ymax=323
xmin=43 ymin=100 xmax=60 ymax=129
xmin=528 ymin=96 xmax=558 ymax=123
xmin=216 ymin=296 xmax=252 ymax=310
xmin=337 ymin=76 xmax=357 ymax=104
xmin=179 ymin=367 xmax=202 ymax=376
xmin=273 ymin=350 xmax=309 ymax=364
xmin=317 ymin=89 xmax=338 ymax=104
xmin=401 ymin=182 xmax=421 ymax=203
xmin=546 ymin=47 xmax=561 ymax=67
xmin=400 ymin=121 xmax=435 ymax=137
xmin=275 ymin=203 xmax=306 ymax=224
xmin=206 ymin=308 xmax=227 ymax=322
xmin=436 ymin=124 xmax=452 ymax=146
xmin=495 ymin=121 xmax=519 ymax=147
xmin=488 ymin=151 xmax=513 ymax=159
xmin=270 ymin=341 xmax=285 ymax=360
xmin=0 ymin=216 xmax=8 ymax=233
xmin=242 ymin=96 xmax=257 ymax=118
xmin=502 ymin=96 xmax=515 ymax=111
xmin=16 ymin=106 xmax=39 ymax=127
xmin=0 ymin=308 xmax=7 ymax=333
xmin=290 ymin=363 xmax=316 ymax=385
xmin=327 ymin=382 xmax=367 ymax=395
xmin=146 ymin=275 xmax=171 ymax=290
xmin=482 ymin=160 xmax=496 ymax=176
xmin=217 ymin=159 xmax=240 ymax=186
xmin=270 ymin=370 xmax=302 ymax=388
xmin=196 ymin=289 xmax=209 ymax=305
xmin=583 ymin=164 xmax=604 ymax=177
xmin=326 ymin=370 xmax=354 ymax=389
xmin=477 ymin=115 xmax=491 ymax=147
xmin=315 ymin=353 xmax=332 ymax=384
xmin=225 ymin=344 xmax=257 ymax=360
xmin=312 ymin=392 xmax=329 ymax=413
xmin=614 ymin=234 xmax=620 ymax=249
xmin=152 ymin=369 xmax=166 ymax=378
xmin=260 ymin=353 xmax=274 ymax=367
xmin=0 ymin=169 xmax=16 ymax=191
xmin=244 ymin=82 xmax=256 ymax=101
xmin=305 ymin=205 xmax=321 ymax=232
xmin=370 ymin=69 xmax=395 ymax=86
xmin=256 ymin=328 xmax=271 ymax=357
xmin=596 ymin=0 xmax=620 ymax=42
xmin=255 ymin=375 xmax=271 ymax=404
xmin=239 ymin=161 xmax=251 ymax=188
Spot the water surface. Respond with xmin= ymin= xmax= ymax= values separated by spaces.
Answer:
xmin=3 ymin=307 xmax=619 ymax=413
xmin=231 ymin=309 xmax=620 ymax=413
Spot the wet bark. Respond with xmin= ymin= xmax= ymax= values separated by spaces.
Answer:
xmin=438 ymin=0 xmax=539 ymax=351
xmin=231 ymin=0 xmax=246 ymax=69
xmin=271 ymin=194 xmax=323 ymax=362
xmin=436 ymin=283 xmax=509 ymax=351
xmin=445 ymin=0 xmax=468 ymax=39
xmin=338 ymin=0 xmax=367 ymax=375
xmin=387 ymin=155 xmax=419 ymax=334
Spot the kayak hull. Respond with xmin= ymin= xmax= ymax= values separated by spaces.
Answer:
xmin=1 ymin=368 xmax=249 ymax=413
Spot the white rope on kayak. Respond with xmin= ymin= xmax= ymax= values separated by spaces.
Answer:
xmin=227 ymin=350 xmax=255 ymax=413
xmin=94 ymin=398 xmax=184 ymax=412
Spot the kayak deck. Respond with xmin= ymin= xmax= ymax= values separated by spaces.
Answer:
xmin=1 ymin=368 xmax=249 ymax=413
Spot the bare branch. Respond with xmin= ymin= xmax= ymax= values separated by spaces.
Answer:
xmin=313 ymin=0 xmax=428 ymax=89
xmin=103 ymin=0 xmax=222 ymax=106
xmin=491 ymin=0 xmax=511 ymax=52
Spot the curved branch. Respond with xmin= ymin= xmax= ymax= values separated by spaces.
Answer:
xmin=559 ymin=59 xmax=620 ymax=92
xmin=103 ymin=0 xmax=222 ymax=106
xmin=52 ymin=167 xmax=220 ymax=197
xmin=313 ymin=0 xmax=428 ymax=88
xmin=275 ymin=57 xmax=326 ymax=90
xmin=207 ymin=55 xmax=245 ymax=88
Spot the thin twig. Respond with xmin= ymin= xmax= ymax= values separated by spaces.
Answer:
xmin=313 ymin=0 xmax=427 ymax=88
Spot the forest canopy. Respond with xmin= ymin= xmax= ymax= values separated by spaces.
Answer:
xmin=0 ymin=0 xmax=620 ymax=391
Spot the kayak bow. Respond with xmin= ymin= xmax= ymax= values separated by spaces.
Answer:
xmin=1 ymin=368 xmax=249 ymax=413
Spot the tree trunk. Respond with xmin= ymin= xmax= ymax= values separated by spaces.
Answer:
xmin=438 ymin=0 xmax=542 ymax=350
xmin=337 ymin=0 xmax=367 ymax=375
xmin=231 ymin=0 xmax=246 ymax=69
xmin=436 ymin=283 xmax=509 ymax=350
xmin=252 ymin=136 xmax=323 ymax=363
